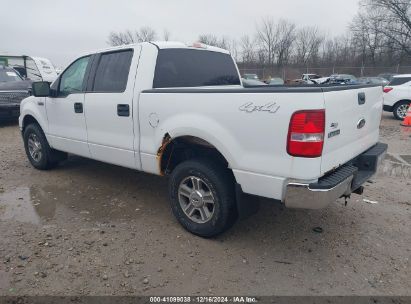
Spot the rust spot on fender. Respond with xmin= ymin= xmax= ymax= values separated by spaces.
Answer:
xmin=157 ymin=133 xmax=172 ymax=176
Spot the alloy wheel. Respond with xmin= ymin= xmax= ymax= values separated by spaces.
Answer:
xmin=178 ymin=176 xmax=215 ymax=223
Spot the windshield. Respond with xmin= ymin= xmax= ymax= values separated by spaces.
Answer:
xmin=0 ymin=69 xmax=23 ymax=82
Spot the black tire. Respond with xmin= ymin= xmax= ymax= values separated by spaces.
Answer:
xmin=23 ymin=123 xmax=67 ymax=170
xmin=168 ymin=158 xmax=237 ymax=238
xmin=393 ymin=101 xmax=410 ymax=120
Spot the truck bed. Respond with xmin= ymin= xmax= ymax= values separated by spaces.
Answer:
xmin=139 ymin=83 xmax=383 ymax=200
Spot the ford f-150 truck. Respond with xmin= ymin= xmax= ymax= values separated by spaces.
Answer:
xmin=19 ymin=42 xmax=387 ymax=237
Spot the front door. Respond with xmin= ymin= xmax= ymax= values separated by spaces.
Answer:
xmin=46 ymin=56 xmax=91 ymax=157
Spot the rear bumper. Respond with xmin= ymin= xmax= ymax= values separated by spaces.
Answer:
xmin=0 ymin=104 xmax=20 ymax=120
xmin=284 ymin=142 xmax=388 ymax=209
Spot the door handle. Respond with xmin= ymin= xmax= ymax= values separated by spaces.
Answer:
xmin=117 ymin=104 xmax=130 ymax=117
xmin=74 ymin=102 xmax=83 ymax=113
xmin=358 ymin=92 xmax=366 ymax=105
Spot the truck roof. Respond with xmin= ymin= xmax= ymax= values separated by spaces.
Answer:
xmin=80 ymin=41 xmax=230 ymax=58
xmin=152 ymin=41 xmax=229 ymax=53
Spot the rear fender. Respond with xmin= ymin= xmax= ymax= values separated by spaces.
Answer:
xmin=155 ymin=113 xmax=238 ymax=169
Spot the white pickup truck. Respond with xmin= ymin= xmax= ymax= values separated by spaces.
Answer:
xmin=19 ymin=42 xmax=387 ymax=237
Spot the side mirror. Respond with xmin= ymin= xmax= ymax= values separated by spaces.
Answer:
xmin=32 ymin=81 xmax=50 ymax=97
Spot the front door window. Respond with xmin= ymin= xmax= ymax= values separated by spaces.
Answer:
xmin=59 ymin=56 xmax=90 ymax=95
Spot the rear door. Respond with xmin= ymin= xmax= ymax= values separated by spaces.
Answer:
xmin=321 ymin=86 xmax=383 ymax=174
xmin=84 ymin=48 xmax=140 ymax=169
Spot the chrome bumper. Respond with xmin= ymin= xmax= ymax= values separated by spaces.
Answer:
xmin=284 ymin=175 xmax=353 ymax=209
xmin=284 ymin=142 xmax=387 ymax=209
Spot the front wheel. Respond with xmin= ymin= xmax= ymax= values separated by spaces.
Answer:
xmin=23 ymin=123 xmax=67 ymax=170
xmin=168 ymin=158 xmax=237 ymax=237
xmin=393 ymin=101 xmax=410 ymax=120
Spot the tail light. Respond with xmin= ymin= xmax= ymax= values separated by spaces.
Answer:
xmin=287 ymin=110 xmax=325 ymax=158
xmin=383 ymin=87 xmax=393 ymax=93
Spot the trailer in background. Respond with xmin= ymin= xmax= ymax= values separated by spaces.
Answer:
xmin=0 ymin=54 xmax=58 ymax=82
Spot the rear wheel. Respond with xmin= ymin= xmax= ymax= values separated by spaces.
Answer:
xmin=393 ymin=101 xmax=410 ymax=120
xmin=23 ymin=123 xmax=67 ymax=170
xmin=168 ymin=158 xmax=237 ymax=237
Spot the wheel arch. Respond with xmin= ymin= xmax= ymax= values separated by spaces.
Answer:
xmin=394 ymin=99 xmax=411 ymax=107
xmin=157 ymin=133 xmax=234 ymax=178
xmin=22 ymin=114 xmax=40 ymax=131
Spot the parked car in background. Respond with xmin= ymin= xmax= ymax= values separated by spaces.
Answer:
xmin=309 ymin=77 xmax=330 ymax=85
xmin=267 ymin=77 xmax=284 ymax=85
xmin=358 ymin=77 xmax=389 ymax=86
xmin=243 ymin=73 xmax=259 ymax=80
xmin=329 ymin=74 xmax=358 ymax=85
xmin=287 ymin=79 xmax=307 ymax=85
xmin=242 ymin=78 xmax=267 ymax=86
xmin=0 ymin=65 xmax=31 ymax=120
xmin=301 ymin=74 xmax=322 ymax=82
xmin=20 ymin=41 xmax=386 ymax=237
xmin=383 ymin=74 xmax=411 ymax=120
xmin=378 ymin=73 xmax=397 ymax=82
xmin=300 ymin=74 xmax=329 ymax=85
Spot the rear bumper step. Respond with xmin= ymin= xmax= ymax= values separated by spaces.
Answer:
xmin=284 ymin=142 xmax=387 ymax=209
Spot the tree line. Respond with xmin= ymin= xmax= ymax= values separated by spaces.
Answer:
xmin=107 ymin=0 xmax=410 ymax=69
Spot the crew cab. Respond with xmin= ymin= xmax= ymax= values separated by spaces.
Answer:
xmin=383 ymin=74 xmax=411 ymax=120
xmin=19 ymin=42 xmax=387 ymax=237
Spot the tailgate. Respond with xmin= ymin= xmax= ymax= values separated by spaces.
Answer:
xmin=321 ymin=86 xmax=383 ymax=175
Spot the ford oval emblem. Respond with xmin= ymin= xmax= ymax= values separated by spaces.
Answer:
xmin=357 ymin=118 xmax=366 ymax=129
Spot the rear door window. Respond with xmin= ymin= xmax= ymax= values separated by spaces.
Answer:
xmin=92 ymin=50 xmax=133 ymax=92
xmin=389 ymin=77 xmax=411 ymax=86
xmin=153 ymin=49 xmax=240 ymax=88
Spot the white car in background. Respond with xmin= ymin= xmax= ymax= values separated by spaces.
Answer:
xmin=383 ymin=74 xmax=411 ymax=120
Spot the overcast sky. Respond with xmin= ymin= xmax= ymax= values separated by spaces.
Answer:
xmin=1 ymin=0 xmax=359 ymax=67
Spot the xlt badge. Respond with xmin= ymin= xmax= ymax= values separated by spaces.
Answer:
xmin=328 ymin=129 xmax=341 ymax=138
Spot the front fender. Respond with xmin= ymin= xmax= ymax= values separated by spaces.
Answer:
xmin=19 ymin=96 xmax=48 ymax=133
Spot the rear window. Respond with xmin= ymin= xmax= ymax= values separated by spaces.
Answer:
xmin=153 ymin=49 xmax=240 ymax=88
xmin=389 ymin=77 xmax=411 ymax=86
xmin=92 ymin=50 xmax=133 ymax=92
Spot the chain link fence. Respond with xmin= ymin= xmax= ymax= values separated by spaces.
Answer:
xmin=238 ymin=65 xmax=411 ymax=81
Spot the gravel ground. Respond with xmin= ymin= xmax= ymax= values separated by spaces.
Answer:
xmin=0 ymin=112 xmax=410 ymax=296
